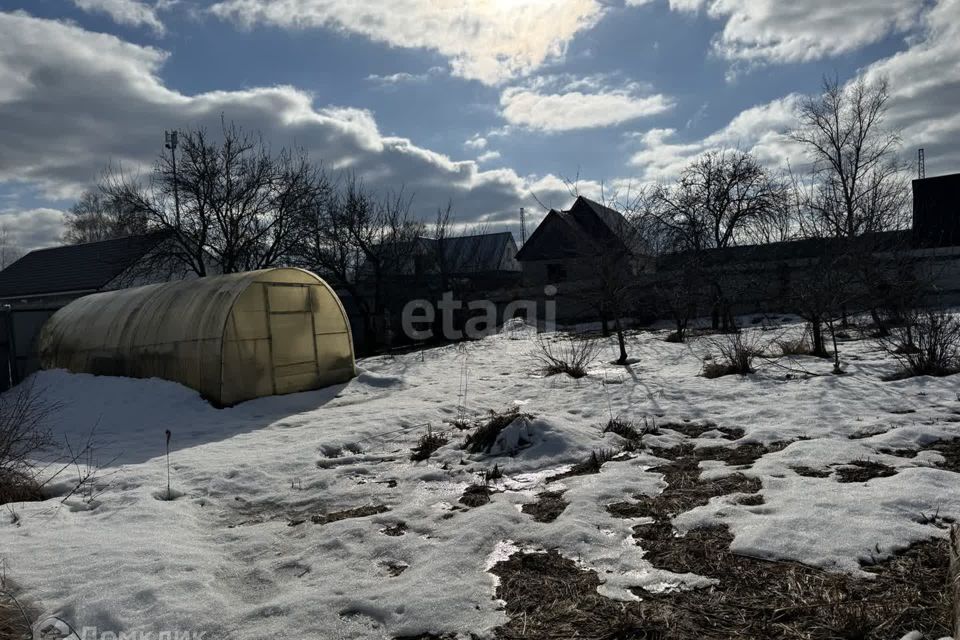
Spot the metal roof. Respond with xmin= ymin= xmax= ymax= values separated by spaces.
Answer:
xmin=0 ymin=231 xmax=173 ymax=299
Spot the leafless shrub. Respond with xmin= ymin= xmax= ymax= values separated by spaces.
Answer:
xmin=703 ymin=332 xmax=765 ymax=378
xmin=463 ymin=407 xmax=531 ymax=454
xmin=603 ymin=416 xmax=659 ymax=449
xmin=531 ymin=333 xmax=601 ymax=379
xmin=777 ymin=335 xmax=813 ymax=356
xmin=884 ymin=310 xmax=960 ymax=379
xmin=410 ymin=427 xmax=448 ymax=461
xmin=0 ymin=384 xmax=57 ymax=505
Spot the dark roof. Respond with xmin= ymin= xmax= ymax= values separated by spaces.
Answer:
xmin=0 ymin=232 xmax=173 ymax=299
xmin=440 ymin=231 xmax=517 ymax=272
xmin=516 ymin=196 xmax=631 ymax=261
xmin=656 ymin=230 xmax=911 ymax=271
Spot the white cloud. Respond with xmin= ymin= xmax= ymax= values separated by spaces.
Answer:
xmin=500 ymin=77 xmax=673 ymax=132
xmin=628 ymin=0 xmax=960 ymax=182
xmin=71 ymin=0 xmax=166 ymax=35
xmin=0 ymin=208 xmax=66 ymax=251
xmin=628 ymin=95 xmax=804 ymax=182
xmin=464 ymin=135 xmax=488 ymax=150
xmin=209 ymin=0 xmax=607 ymax=85
xmin=668 ymin=0 xmax=923 ymax=67
xmin=476 ymin=150 xmax=501 ymax=163
xmin=0 ymin=11 xmax=574 ymax=248
xmin=366 ymin=66 xmax=444 ymax=87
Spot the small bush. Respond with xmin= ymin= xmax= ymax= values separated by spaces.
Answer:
xmin=531 ymin=333 xmax=600 ymax=379
xmin=1 ymin=384 xmax=56 ymax=506
xmin=886 ymin=310 xmax=960 ymax=379
xmin=664 ymin=331 xmax=684 ymax=343
xmin=777 ymin=336 xmax=812 ymax=356
xmin=603 ymin=416 xmax=659 ymax=449
xmin=703 ymin=332 xmax=764 ymax=378
xmin=464 ymin=407 xmax=530 ymax=454
xmin=410 ymin=428 xmax=448 ymax=461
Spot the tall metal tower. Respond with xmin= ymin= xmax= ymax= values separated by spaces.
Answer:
xmin=918 ymin=148 xmax=926 ymax=180
xmin=519 ymin=207 xmax=527 ymax=245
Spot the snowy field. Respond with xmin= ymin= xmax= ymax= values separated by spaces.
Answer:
xmin=3 ymin=318 xmax=960 ymax=639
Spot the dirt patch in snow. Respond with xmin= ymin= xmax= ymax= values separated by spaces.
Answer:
xmin=458 ymin=484 xmax=493 ymax=508
xmin=834 ymin=460 xmax=897 ymax=483
xmin=380 ymin=522 xmax=408 ymax=536
xmin=660 ymin=421 xmax=744 ymax=441
xmin=547 ymin=449 xmax=627 ymax=482
xmin=635 ymin=525 xmax=952 ymax=640
xmin=521 ymin=491 xmax=568 ymax=523
xmin=790 ymin=465 xmax=832 ymax=478
xmin=307 ymin=504 xmax=390 ymax=526
xmin=488 ymin=550 xmax=660 ymax=640
xmin=929 ymin=438 xmax=960 ymax=472
xmin=613 ymin=450 xmax=761 ymax=522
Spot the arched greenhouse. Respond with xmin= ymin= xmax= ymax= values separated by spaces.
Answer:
xmin=39 ymin=268 xmax=355 ymax=406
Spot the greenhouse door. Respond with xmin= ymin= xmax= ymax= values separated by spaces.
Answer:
xmin=265 ymin=283 xmax=321 ymax=394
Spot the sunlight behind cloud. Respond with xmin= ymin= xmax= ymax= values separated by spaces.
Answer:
xmin=209 ymin=0 xmax=607 ymax=85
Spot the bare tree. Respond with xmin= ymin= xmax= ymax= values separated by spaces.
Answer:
xmin=792 ymin=76 xmax=910 ymax=238
xmin=0 ymin=226 xmax=23 ymax=270
xmin=651 ymin=149 xmax=785 ymax=251
xmin=62 ymin=189 xmax=148 ymax=244
xmin=101 ymin=120 xmax=323 ymax=275
xmin=291 ymin=174 xmax=423 ymax=349
xmin=649 ymin=150 xmax=785 ymax=332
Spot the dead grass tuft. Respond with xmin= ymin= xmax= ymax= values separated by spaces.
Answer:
xmin=549 ymin=448 xmax=624 ymax=481
xmin=929 ymin=438 xmax=960 ymax=472
xmin=834 ymin=460 xmax=897 ymax=483
xmin=459 ymin=484 xmax=492 ymax=508
xmin=410 ymin=429 xmax=448 ymax=462
xmin=381 ymin=522 xmax=408 ymax=537
xmin=791 ymin=465 xmax=832 ymax=478
xmin=521 ymin=491 xmax=568 ymax=523
xmin=463 ymin=407 xmax=532 ymax=455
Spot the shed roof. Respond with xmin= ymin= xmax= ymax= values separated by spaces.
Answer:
xmin=440 ymin=231 xmax=517 ymax=272
xmin=0 ymin=231 xmax=173 ymax=299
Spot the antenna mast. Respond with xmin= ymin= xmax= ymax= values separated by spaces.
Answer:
xmin=519 ymin=207 xmax=527 ymax=245
xmin=918 ymin=148 xmax=926 ymax=180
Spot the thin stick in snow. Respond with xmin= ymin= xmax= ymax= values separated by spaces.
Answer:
xmin=165 ymin=429 xmax=172 ymax=500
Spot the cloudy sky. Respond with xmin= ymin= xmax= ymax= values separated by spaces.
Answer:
xmin=1 ymin=0 xmax=958 ymax=250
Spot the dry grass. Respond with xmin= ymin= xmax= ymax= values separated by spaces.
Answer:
xmin=489 ymin=550 xmax=661 ymax=640
xmin=410 ymin=429 xmax=448 ymax=462
xmin=521 ymin=491 xmax=568 ymax=523
xmin=635 ymin=525 xmax=951 ymax=640
xmin=0 ymin=578 xmax=37 ymax=640
xmin=459 ymin=484 xmax=492 ymax=508
xmin=549 ymin=448 xmax=624 ymax=482
xmin=463 ymin=408 xmax=532 ymax=455
xmin=308 ymin=504 xmax=390 ymax=525
xmin=0 ymin=469 xmax=43 ymax=506
xmin=381 ymin=522 xmax=408 ymax=537
xmin=791 ymin=465 xmax=832 ymax=478
xmin=834 ymin=460 xmax=897 ymax=483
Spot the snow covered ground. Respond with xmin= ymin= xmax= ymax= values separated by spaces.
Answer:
xmin=3 ymin=318 xmax=960 ymax=639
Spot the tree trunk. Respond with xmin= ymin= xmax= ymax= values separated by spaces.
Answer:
xmin=949 ymin=525 xmax=960 ymax=639
xmin=811 ymin=321 xmax=826 ymax=357
xmin=615 ymin=318 xmax=628 ymax=365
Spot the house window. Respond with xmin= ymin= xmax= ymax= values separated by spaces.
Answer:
xmin=546 ymin=263 xmax=568 ymax=282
